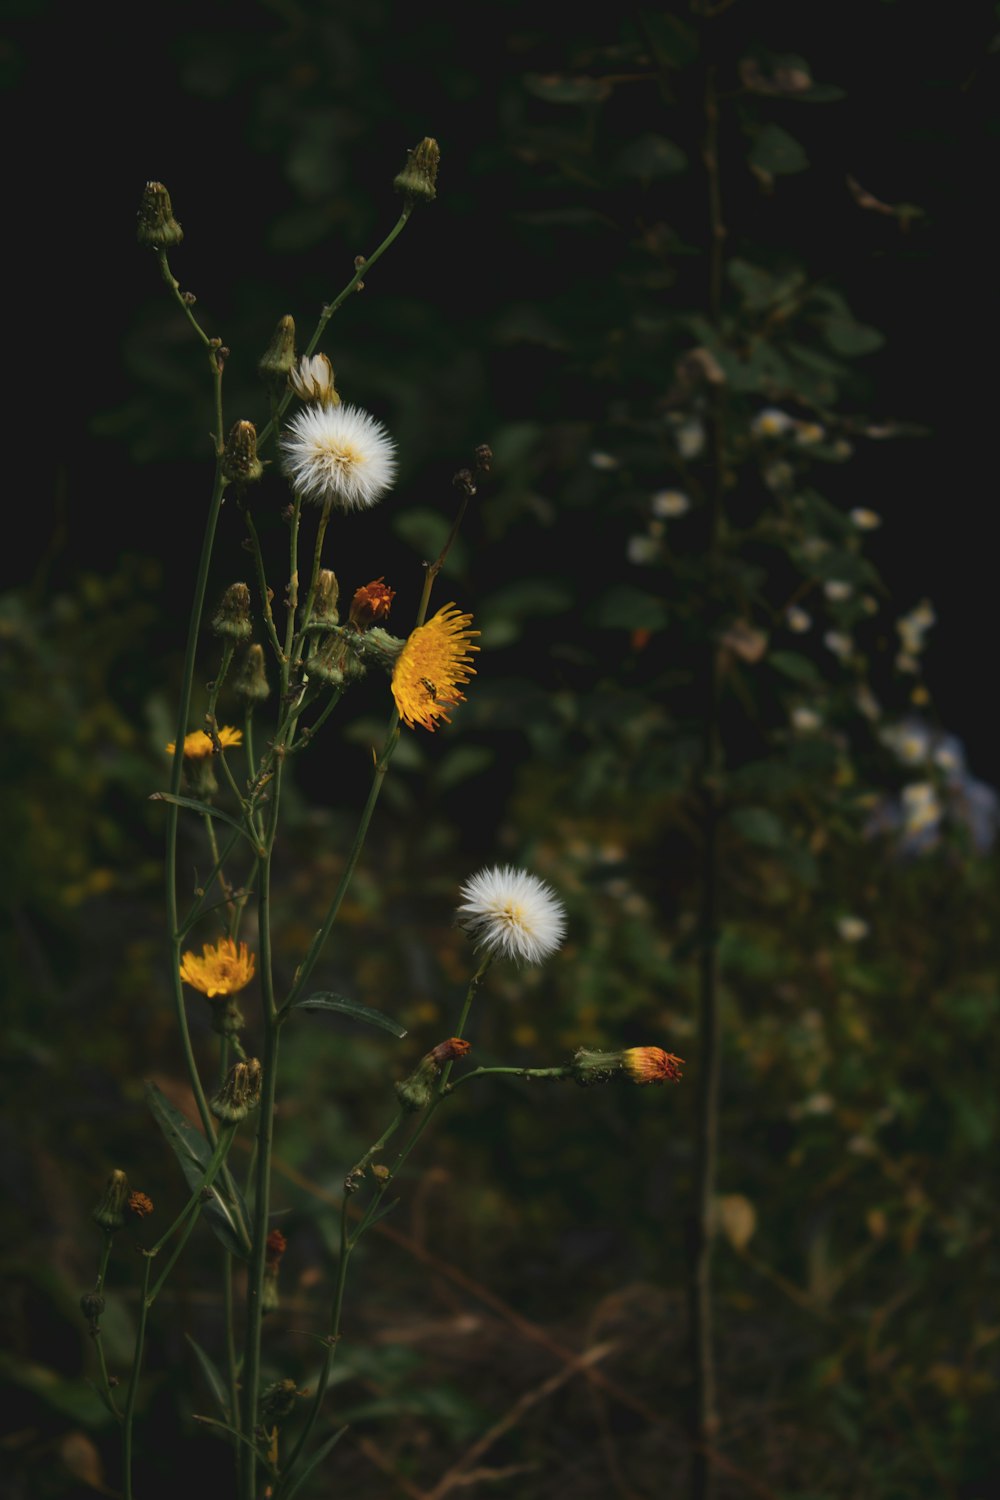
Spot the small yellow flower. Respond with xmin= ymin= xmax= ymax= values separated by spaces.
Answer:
xmin=391 ymin=604 xmax=479 ymax=731
xmin=179 ymin=937 xmax=256 ymax=998
xmin=166 ymin=726 xmax=243 ymax=759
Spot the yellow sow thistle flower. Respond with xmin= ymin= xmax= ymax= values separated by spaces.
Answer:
xmin=391 ymin=604 xmax=479 ymax=731
xmin=179 ymin=937 xmax=256 ymax=998
xmin=166 ymin=726 xmax=243 ymax=759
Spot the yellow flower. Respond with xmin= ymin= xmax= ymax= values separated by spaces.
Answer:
xmin=391 ymin=604 xmax=479 ymax=731
xmin=179 ymin=937 xmax=256 ymax=998
xmin=622 ymin=1047 xmax=685 ymax=1084
xmin=166 ymin=726 xmax=243 ymax=759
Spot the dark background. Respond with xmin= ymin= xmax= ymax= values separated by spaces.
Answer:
xmin=4 ymin=0 xmax=1000 ymax=784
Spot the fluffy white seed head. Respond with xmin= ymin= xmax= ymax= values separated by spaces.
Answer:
xmin=280 ymin=402 xmax=396 ymax=510
xmin=456 ymin=865 xmax=566 ymax=966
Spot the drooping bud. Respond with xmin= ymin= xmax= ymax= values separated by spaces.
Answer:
xmin=622 ymin=1047 xmax=684 ymax=1084
xmin=258 ymin=315 xmax=297 ymax=389
xmin=395 ymin=1037 xmax=472 ymax=1112
xmin=92 ymin=1169 xmax=130 ymax=1232
xmin=80 ymin=1290 xmax=105 ymax=1331
xmin=307 ymin=569 xmax=340 ymax=630
xmin=260 ymin=1378 xmax=301 ymax=1424
xmin=137 ymin=181 xmax=183 ymax=249
xmin=289 ymin=353 xmax=340 ymax=407
xmin=394 ymin=137 xmax=440 ymax=203
xmin=212 ymin=582 xmax=253 ymax=641
xmin=221 ymin=421 xmax=263 ymax=485
xmin=234 ymin=643 xmax=271 ymax=702
xmin=211 ymin=1059 xmax=263 ymax=1123
xmin=349 ymin=578 xmax=396 ymax=630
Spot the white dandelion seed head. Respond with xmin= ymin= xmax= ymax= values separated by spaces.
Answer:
xmin=456 ymin=865 xmax=567 ymax=966
xmin=850 ymin=507 xmax=881 ymax=531
xmin=651 ymin=488 xmax=691 ymax=518
xmin=824 ymin=579 xmax=853 ymax=603
xmin=280 ymin=402 xmax=396 ymax=510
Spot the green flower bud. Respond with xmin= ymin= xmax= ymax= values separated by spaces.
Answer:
xmin=212 ymin=582 xmax=253 ymax=642
xmin=257 ymin=315 xmax=296 ymax=388
xmin=211 ymin=1059 xmax=262 ymax=1123
xmin=137 ymin=181 xmax=184 ymax=248
xmin=234 ymin=644 xmax=270 ymax=703
xmin=305 ymin=569 xmax=340 ymax=630
xmin=221 ymin=421 xmax=263 ymax=485
xmin=92 ymin=1169 xmax=130 ymax=1232
xmin=394 ymin=137 xmax=440 ymax=203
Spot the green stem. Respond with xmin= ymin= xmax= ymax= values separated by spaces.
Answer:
xmin=91 ymin=1235 xmax=123 ymax=1421
xmin=242 ymin=506 xmax=285 ymax=665
xmin=155 ymin=249 xmax=225 ymax=453
xmin=293 ymin=499 xmax=333 ymax=652
xmin=240 ymin=1016 xmax=280 ymax=1500
xmin=148 ymin=1125 xmax=237 ymax=1263
xmin=282 ymin=714 xmax=400 ymax=1011
xmin=255 ymin=207 xmax=413 ymax=454
xmin=166 ymin=470 xmax=228 ymax=1137
xmin=288 ymin=686 xmax=343 ymax=756
xmin=446 ymin=1064 xmax=572 ymax=1091
xmin=122 ymin=1254 xmax=153 ymax=1500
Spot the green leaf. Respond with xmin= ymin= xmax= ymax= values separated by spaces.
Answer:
xmin=731 ymin=806 xmax=786 ymax=849
xmin=0 ymin=1351 xmax=111 ymax=1426
xmin=290 ymin=993 xmax=407 ymax=1039
xmin=149 ymin=793 xmax=254 ymax=846
xmin=749 ymin=124 xmax=809 ymax=176
xmin=282 ymin=1428 xmax=348 ymax=1500
xmin=593 ymin=586 xmax=668 ymax=631
xmin=524 ymin=73 xmax=610 ymax=104
xmin=145 ymin=1083 xmax=250 ymax=1260
xmin=616 ymin=133 xmax=687 ymax=179
xmin=186 ymin=1334 xmax=229 ymax=1420
xmin=821 ymin=315 xmax=885 ymax=357
xmin=769 ymin=650 xmax=823 ymax=687
xmin=434 ymin=746 xmax=494 ymax=791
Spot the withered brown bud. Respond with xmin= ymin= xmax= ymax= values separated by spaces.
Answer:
xmin=212 ymin=582 xmax=253 ymax=641
xmin=221 ymin=421 xmax=263 ymax=485
xmin=137 ymin=181 xmax=183 ymax=248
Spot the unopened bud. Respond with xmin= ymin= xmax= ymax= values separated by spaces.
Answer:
xmin=261 ymin=1265 xmax=281 ymax=1314
xmin=93 ymin=1169 xmax=130 ymax=1232
xmin=349 ymin=578 xmax=396 ymax=630
xmin=395 ymin=1037 xmax=471 ymax=1112
xmin=570 ymin=1048 xmax=623 ymax=1088
xmin=212 ymin=582 xmax=253 ymax=641
xmin=309 ymin=632 xmax=365 ymax=686
xmin=265 ymin=1229 xmax=287 ymax=1267
xmin=234 ymin=643 xmax=270 ymax=702
xmin=289 ymin=353 xmax=339 ymax=407
xmin=80 ymin=1290 xmax=105 ymax=1329
xmin=260 ymin=1378 xmax=300 ymax=1423
xmin=307 ymin=569 xmax=340 ymax=629
xmin=622 ymin=1047 xmax=684 ymax=1084
xmin=474 ymin=444 xmax=493 ymax=473
xmin=394 ymin=137 xmax=440 ymax=202
xmin=221 ymin=421 xmax=263 ymax=485
xmin=128 ymin=1191 xmax=155 ymax=1219
xmin=258 ymin=315 xmax=297 ymax=388
xmin=211 ymin=1059 xmax=262 ymax=1123
xmin=209 ymin=995 xmax=246 ymax=1042
xmin=137 ymin=181 xmax=183 ymax=248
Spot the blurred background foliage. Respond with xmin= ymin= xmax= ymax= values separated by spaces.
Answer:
xmin=3 ymin=2 xmax=1000 ymax=1496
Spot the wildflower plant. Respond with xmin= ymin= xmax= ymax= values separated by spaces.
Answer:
xmin=81 ymin=152 xmax=684 ymax=1500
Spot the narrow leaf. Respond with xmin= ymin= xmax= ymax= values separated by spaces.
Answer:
xmin=192 ymin=1413 xmax=271 ymax=1464
xmin=150 ymin=792 xmax=254 ymax=845
xmin=290 ymin=994 xmax=407 ymax=1038
xmin=186 ymin=1334 xmax=229 ymax=1420
xmin=282 ymin=1428 xmax=348 ymax=1500
xmin=145 ymin=1083 xmax=250 ymax=1259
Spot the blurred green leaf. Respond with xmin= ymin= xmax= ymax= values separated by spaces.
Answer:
xmin=731 ymin=806 xmax=786 ymax=849
xmin=593 ymin=586 xmax=668 ymax=631
xmin=145 ymin=1083 xmax=250 ymax=1260
xmin=750 ymin=124 xmax=809 ymax=175
xmin=524 ymin=74 xmax=610 ymax=104
xmin=616 ymin=133 xmax=687 ymax=179
xmin=769 ymin=651 xmax=824 ymax=687
xmin=186 ymin=1334 xmax=230 ymax=1421
xmin=393 ymin=509 xmax=468 ymax=575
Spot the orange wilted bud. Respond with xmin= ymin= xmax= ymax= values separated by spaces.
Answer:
xmin=349 ymin=578 xmax=396 ymax=629
xmin=622 ymin=1047 xmax=684 ymax=1084
xmin=265 ymin=1229 xmax=287 ymax=1267
xmin=128 ymin=1191 xmax=155 ymax=1219
xmin=427 ymin=1037 xmax=472 ymax=1066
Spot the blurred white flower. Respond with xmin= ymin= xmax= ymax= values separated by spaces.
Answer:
xmin=786 ymin=605 xmax=812 ymax=633
xmin=882 ymin=721 xmax=931 ymax=766
xmin=672 ymin=416 xmax=706 ymax=459
xmin=627 ymin=535 xmax=659 ymax=565
xmin=897 ymin=599 xmax=936 ymax=656
xmin=824 ymin=630 xmax=852 ymax=661
xmin=837 ymin=915 xmax=869 ymax=943
xmin=456 ymin=866 xmax=567 ymax=965
xmin=791 ymin=706 xmax=822 ymax=732
xmin=824 ymin=580 xmax=853 ymax=602
xmin=651 ymin=488 xmax=691 ymax=518
xmin=280 ymin=403 xmax=396 ymax=510
xmin=751 ymin=407 xmax=796 ymax=439
xmin=589 ymin=451 xmax=620 ymax=471
xmin=901 ymin=782 xmax=941 ymax=837
xmin=794 ymin=421 xmax=825 ymax=446
xmin=850 ymin=507 xmax=882 ymax=530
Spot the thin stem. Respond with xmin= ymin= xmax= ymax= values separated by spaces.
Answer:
xmin=203 ymin=814 xmax=236 ymax=923
xmin=293 ymin=499 xmax=333 ymax=649
xmin=178 ymin=825 xmax=244 ymax=938
xmin=91 ymin=1235 xmax=123 ymax=1421
xmin=166 ymin=470 xmax=228 ymax=1137
xmin=240 ymin=1016 xmax=280 ymax=1500
xmin=147 ymin=1125 xmax=237 ymax=1262
xmin=288 ymin=686 xmax=343 ymax=756
xmin=446 ymin=1064 xmax=572 ymax=1091
xmin=282 ymin=714 xmax=400 ymax=1011
xmin=242 ymin=506 xmax=285 ymax=664
xmin=256 ymin=208 xmax=413 ymax=454
xmin=122 ymin=1254 xmax=153 ymax=1500
xmin=155 ymin=249 xmax=225 ymax=453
